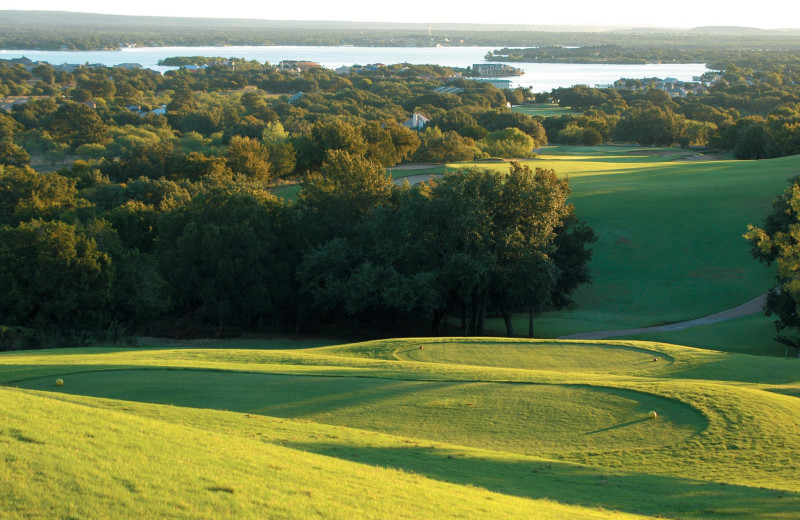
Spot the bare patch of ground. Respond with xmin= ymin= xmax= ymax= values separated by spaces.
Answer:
xmin=674 ymin=153 xmax=723 ymax=162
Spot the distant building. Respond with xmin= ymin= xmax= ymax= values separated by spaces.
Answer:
xmin=663 ymin=77 xmax=680 ymax=88
xmin=667 ymin=87 xmax=688 ymax=98
xmin=53 ymin=64 xmax=78 ymax=73
xmin=471 ymin=78 xmax=512 ymax=89
xmin=472 ymin=63 xmax=524 ymax=77
xmin=402 ymin=113 xmax=430 ymax=130
xmin=279 ymin=60 xmax=322 ymax=72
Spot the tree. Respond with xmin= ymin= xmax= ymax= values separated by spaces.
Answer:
xmin=156 ymin=186 xmax=295 ymax=331
xmin=413 ymin=126 xmax=482 ymax=163
xmin=0 ymin=220 xmax=113 ymax=333
xmin=478 ymin=128 xmax=537 ymax=159
xmin=734 ymin=120 xmax=768 ymax=159
xmin=479 ymin=110 xmax=547 ymax=145
xmin=745 ymin=178 xmax=800 ymax=354
xmin=0 ymin=140 xmax=30 ymax=167
xmin=46 ymin=102 xmax=108 ymax=148
xmin=294 ymin=118 xmax=368 ymax=172
xmin=295 ymin=163 xmax=594 ymax=337
xmin=613 ymin=103 xmax=687 ymax=147
xmin=0 ymin=166 xmax=86 ymax=225
xmin=297 ymin=150 xmax=394 ymax=243
xmin=262 ymin=121 xmax=296 ymax=177
xmin=226 ymin=135 xmax=271 ymax=181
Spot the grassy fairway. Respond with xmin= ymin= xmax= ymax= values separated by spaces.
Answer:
xmin=449 ymin=147 xmax=799 ymax=341
xmin=275 ymin=146 xmax=795 ymax=347
xmin=625 ymin=313 xmax=786 ymax=356
xmin=3 ymin=338 xmax=800 ymax=518
xmin=512 ymin=103 xmax=581 ymax=117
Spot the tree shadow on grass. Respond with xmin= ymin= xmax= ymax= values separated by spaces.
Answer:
xmin=283 ymin=440 xmax=800 ymax=519
xmin=581 ymin=417 xmax=649 ymax=435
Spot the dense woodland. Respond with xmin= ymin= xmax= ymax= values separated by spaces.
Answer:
xmin=2 ymin=46 xmax=800 ymax=347
xmin=0 ymin=60 xmax=595 ymax=347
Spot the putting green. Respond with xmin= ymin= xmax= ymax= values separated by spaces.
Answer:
xmin=395 ymin=341 xmax=671 ymax=372
xmin=20 ymin=370 xmax=705 ymax=456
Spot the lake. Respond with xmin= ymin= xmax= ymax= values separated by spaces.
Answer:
xmin=0 ymin=46 xmax=711 ymax=92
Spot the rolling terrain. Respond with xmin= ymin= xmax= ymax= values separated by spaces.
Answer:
xmin=2 ymin=338 xmax=800 ymax=518
xmin=390 ymin=146 xmax=799 ymax=353
xmin=3 ymin=148 xmax=800 ymax=518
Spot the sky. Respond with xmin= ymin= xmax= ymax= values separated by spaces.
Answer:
xmin=10 ymin=0 xmax=800 ymax=29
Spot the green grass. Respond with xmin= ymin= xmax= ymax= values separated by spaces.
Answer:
xmin=270 ymin=182 xmax=301 ymax=201
xmin=449 ymin=148 xmax=799 ymax=342
xmin=395 ymin=340 xmax=672 ymax=372
xmin=17 ymin=370 xmax=704 ymax=457
xmin=275 ymin=146 xmax=796 ymax=350
xmin=512 ymin=103 xmax=581 ymax=117
xmin=623 ymin=313 xmax=786 ymax=356
xmin=3 ymin=338 xmax=800 ymax=518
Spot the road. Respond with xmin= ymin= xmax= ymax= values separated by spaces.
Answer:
xmin=558 ymin=294 xmax=767 ymax=340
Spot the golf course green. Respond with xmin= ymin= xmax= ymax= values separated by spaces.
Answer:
xmin=2 ymin=338 xmax=800 ymax=519
xmin=388 ymin=146 xmax=797 ymax=352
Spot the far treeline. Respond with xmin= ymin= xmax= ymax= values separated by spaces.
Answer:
xmin=2 ymin=11 xmax=800 ymax=51
xmin=1 ymin=49 xmax=799 ymax=347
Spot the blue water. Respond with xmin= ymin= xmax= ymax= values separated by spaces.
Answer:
xmin=0 ymin=46 xmax=710 ymax=92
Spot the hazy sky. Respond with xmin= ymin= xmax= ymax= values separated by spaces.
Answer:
xmin=13 ymin=1 xmax=800 ymax=29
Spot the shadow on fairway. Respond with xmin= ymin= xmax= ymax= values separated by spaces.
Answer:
xmin=283 ymin=441 xmax=800 ymax=519
xmin=581 ymin=417 xmax=649 ymax=435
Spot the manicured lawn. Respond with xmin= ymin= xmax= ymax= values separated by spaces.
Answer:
xmin=266 ymin=146 xmax=797 ymax=352
xmin=624 ymin=313 xmax=786 ymax=356
xmin=3 ymin=338 xmax=800 ymax=518
xmin=452 ymin=149 xmax=798 ymax=341
xmin=270 ymin=182 xmax=301 ymax=200
xmin=512 ymin=103 xmax=580 ymax=117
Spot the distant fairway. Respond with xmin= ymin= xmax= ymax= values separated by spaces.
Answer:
xmin=447 ymin=147 xmax=799 ymax=346
xmin=273 ymin=146 xmax=797 ymax=349
xmin=512 ymin=103 xmax=580 ymax=117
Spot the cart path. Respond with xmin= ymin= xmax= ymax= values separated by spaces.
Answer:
xmin=558 ymin=294 xmax=767 ymax=340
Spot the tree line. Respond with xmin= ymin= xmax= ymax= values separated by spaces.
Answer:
xmin=3 ymin=12 xmax=800 ymax=51
xmin=536 ymin=65 xmax=800 ymax=158
xmin=0 ymin=157 xmax=594 ymax=349
xmin=0 ymin=59 xmax=595 ymax=348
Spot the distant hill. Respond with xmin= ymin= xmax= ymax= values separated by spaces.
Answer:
xmin=688 ymin=26 xmax=780 ymax=35
xmin=3 ymin=11 xmax=797 ymax=34
xmin=0 ymin=11 xmax=613 ymax=32
xmin=1 ymin=10 xmax=798 ymax=53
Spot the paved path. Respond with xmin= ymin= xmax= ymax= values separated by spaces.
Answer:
xmin=558 ymin=294 xmax=767 ymax=340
